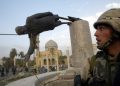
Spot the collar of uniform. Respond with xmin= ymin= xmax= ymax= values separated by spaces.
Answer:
xmin=108 ymin=53 xmax=120 ymax=65
xmin=116 ymin=52 xmax=120 ymax=62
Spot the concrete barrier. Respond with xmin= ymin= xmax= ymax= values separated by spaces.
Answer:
xmin=6 ymin=72 xmax=59 ymax=86
xmin=35 ymin=72 xmax=59 ymax=86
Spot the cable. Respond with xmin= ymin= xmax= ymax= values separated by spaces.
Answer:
xmin=59 ymin=16 xmax=70 ymax=21
xmin=0 ymin=34 xmax=17 ymax=35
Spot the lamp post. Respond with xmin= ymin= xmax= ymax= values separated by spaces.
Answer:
xmin=66 ymin=48 xmax=70 ymax=69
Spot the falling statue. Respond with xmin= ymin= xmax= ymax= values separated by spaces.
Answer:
xmin=15 ymin=12 xmax=79 ymax=61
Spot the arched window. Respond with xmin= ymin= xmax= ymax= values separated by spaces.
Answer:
xmin=44 ymin=59 xmax=47 ymax=65
xmin=52 ymin=58 xmax=55 ymax=65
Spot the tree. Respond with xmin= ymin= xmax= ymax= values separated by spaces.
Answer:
xmin=9 ymin=48 xmax=17 ymax=59
xmin=16 ymin=59 xmax=25 ymax=67
xmin=9 ymin=48 xmax=17 ymax=66
xmin=19 ymin=51 xmax=25 ymax=58
xmin=2 ymin=57 xmax=7 ymax=62
xmin=59 ymin=56 xmax=67 ymax=64
xmin=29 ymin=59 xmax=35 ymax=67
xmin=15 ymin=51 xmax=25 ymax=67
xmin=2 ymin=57 xmax=7 ymax=66
xmin=2 ymin=56 xmax=11 ymax=68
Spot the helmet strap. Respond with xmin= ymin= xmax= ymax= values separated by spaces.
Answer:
xmin=98 ymin=38 xmax=113 ymax=51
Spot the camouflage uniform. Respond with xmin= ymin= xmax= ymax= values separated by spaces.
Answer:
xmin=89 ymin=51 xmax=120 ymax=86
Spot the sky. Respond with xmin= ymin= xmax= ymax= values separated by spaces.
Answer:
xmin=0 ymin=0 xmax=120 ymax=58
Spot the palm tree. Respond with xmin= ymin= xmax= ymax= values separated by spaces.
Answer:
xmin=9 ymin=48 xmax=17 ymax=66
xmin=9 ymin=48 xmax=17 ymax=59
xmin=18 ymin=51 xmax=25 ymax=67
xmin=19 ymin=51 xmax=25 ymax=58
xmin=2 ymin=57 xmax=11 ymax=71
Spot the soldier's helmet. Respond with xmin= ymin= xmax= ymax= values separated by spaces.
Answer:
xmin=94 ymin=8 xmax=120 ymax=38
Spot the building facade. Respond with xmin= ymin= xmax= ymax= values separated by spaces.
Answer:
xmin=35 ymin=40 xmax=67 ymax=72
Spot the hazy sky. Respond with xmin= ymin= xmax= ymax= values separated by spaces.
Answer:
xmin=0 ymin=0 xmax=120 ymax=58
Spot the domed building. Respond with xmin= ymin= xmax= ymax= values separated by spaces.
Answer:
xmin=35 ymin=40 xmax=67 ymax=72
xmin=45 ymin=40 xmax=58 ymax=51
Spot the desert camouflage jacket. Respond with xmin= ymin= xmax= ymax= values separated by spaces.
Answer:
xmin=89 ymin=51 xmax=120 ymax=86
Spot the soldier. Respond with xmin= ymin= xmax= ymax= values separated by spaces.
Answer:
xmin=88 ymin=8 xmax=120 ymax=86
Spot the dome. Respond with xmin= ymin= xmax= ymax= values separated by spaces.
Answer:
xmin=45 ymin=40 xmax=58 ymax=50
